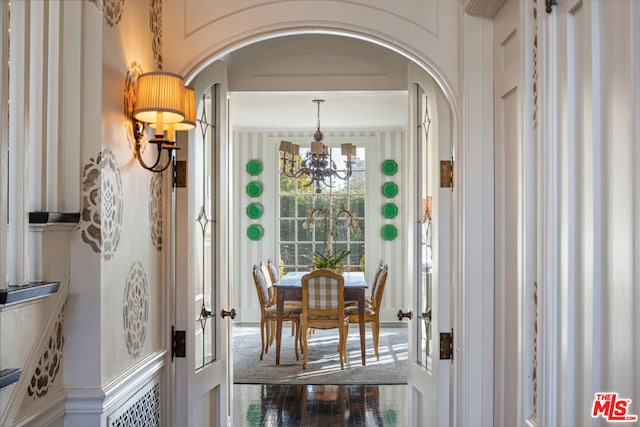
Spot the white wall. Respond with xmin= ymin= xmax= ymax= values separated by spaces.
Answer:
xmin=538 ymin=0 xmax=640 ymax=425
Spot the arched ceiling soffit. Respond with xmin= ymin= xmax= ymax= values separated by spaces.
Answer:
xmin=224 ymin=35 xmax=409 ymax=92
xmin=161 ymin=0 xmax=460 ymax=101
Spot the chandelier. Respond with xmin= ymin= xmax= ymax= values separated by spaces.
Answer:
xmin=279 ymin=99 xmax=356 ymax=193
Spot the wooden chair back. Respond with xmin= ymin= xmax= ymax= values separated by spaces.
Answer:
xmin=259 ymin=261 xmax=275 ymax=304
xmin=267 ymin=259 xmax=279 ymax=283
xmin=371 ymin=265 xmax=388 ymax=311
xmin=252 ymin=265 xmax=272 ymax=309
xmin=368 ymin=260 xmax=386 ymax=305
xmin=301 ymin=269 xmax=345 ymax=326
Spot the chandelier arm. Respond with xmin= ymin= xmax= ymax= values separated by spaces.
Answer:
xmin=333 ymin=169 xmax=353 ymax=180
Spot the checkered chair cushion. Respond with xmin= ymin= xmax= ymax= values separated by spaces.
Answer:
xmin=300 ymin=269 xmax=349 ymax=369
xmin=306 ymin=275 xmax=341 ymax=310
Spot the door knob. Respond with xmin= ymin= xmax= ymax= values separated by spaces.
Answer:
xmin=422 ymin=309 xmax=432 ymax=321
xmin=397 ymin=309 xmax=413 ymax=321
xmin=221 ymin=308 xmax=236 ymax=319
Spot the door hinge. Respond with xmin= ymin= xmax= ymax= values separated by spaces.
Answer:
xmin=174 ymin=160 xmax=187 ymax=188
xmin=440 ymin=329 xmax=454 ymax=360
xmin=172 ymin=326 xmax=186 ymax=360
xmin=440 ymin=160 xmax=454 ymax=189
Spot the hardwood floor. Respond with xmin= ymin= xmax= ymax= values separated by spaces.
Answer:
xmin=233 ymin=383 xmax=407 ymax=426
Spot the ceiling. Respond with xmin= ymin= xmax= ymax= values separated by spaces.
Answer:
xmin=225 ymin=35 xmax=411 ymax=130
xmin=229 ymin=90 xmax=408 ymax=129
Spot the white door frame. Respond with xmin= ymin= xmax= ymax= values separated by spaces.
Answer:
xmin=180 ymin=23 xmax=496 ymax=426
xmin=456 ymin=12 xmax=497 ymax=427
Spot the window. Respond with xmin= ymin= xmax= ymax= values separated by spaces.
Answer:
xmin=279 ymin=146 xmax=365 ymax=273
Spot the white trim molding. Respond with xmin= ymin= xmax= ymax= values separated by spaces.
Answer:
xmin=457 ymin=11 xmax=495 ymax=427
xmin=64 ymin=351 xmax=166 ymax=427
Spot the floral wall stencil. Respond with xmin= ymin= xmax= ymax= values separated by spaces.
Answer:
xmin=81 ymin=154 xmax=102 ymax=254
xmin=123 ymin=261 xmax=150 ymax=359
xmin=104 ymin=0 xmax=125 ymax=27
xmin=102 ymin=149 xmax=124 ymax=259
xmin=80 ymin=149 xmax=124 ymax=260
xmin=149 ymin=173 xmax=163 ymax=251
xmin=124 ymin=62 xmax=144 ymax=150
xmin=27 ymin=308 xmax=65 ymax=399
xmin=149 ymin=0 xmax=163 ymax=70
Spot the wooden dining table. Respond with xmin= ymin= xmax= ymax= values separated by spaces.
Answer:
xmin=274 ymin=271 xmax=368 ymax=366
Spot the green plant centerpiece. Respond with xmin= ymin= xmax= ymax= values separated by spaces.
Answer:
xmin=311 ymin=248 xmax=350 ymax=272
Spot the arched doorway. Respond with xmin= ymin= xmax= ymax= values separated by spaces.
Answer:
xmin=172 ymin=30 xmax=458 ymax=426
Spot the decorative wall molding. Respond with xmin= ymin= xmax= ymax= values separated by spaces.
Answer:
xmin=102 ymin=351 xmax=164 ymax=414
xmin=461 ymin=0 xmax=507 ymax=18
xmin=178 ymin=1 xmax=438 ymax=40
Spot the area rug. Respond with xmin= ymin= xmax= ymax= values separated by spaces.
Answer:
xmin=232 ymin=324 xmax=408 ymax=385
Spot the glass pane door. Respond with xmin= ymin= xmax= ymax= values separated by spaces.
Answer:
xmin=194 ymin=85 xmax=217 ymax=370
xmin=415 ymin=85 xmax=433 ymax=371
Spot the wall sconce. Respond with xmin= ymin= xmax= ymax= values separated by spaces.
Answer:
xmin=150 ymin=87 xmax=196 ymax=142
xmin=132 ymin=71 xmax=195 ymax=173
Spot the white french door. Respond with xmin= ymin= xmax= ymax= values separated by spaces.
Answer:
xmin=173 ymin=65 xmax=233 ymax=426
xmin=406 ymin=79 xmax=455 ymax=426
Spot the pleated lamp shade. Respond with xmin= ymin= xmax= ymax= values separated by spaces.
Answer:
xmin=173 ymin=87 xmax=196 ymax=131
xmin=133 ymin=71 xmax=185 ymax=125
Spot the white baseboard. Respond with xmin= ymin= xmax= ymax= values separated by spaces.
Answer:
xmin=11 ymin=392 xmax=66 ymax=427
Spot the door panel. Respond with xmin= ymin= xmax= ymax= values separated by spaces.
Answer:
xmin=174 ymin=70 xmax=231 ymax=426
xmin=407 ymin=78 xmax=454 ymax=426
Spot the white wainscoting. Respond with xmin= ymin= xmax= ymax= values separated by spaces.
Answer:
xmin=64 ymin=351 xmax=165 ymax=427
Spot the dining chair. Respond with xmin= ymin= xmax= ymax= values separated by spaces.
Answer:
xmin=345 ymin=264 xmax=388 ymax=361
xmin=346 ymin=259 xmax=385 ymax=309
xmin=268 ymin=258 xmax=303 ymax=339
xmin=266 ymin=258 xmax=279 ymax=283
xmin=300 ymin=269 xmax=350 ymax=369
xmin=252 ymin=265 xmax=301 ymax=361
xmin=263 ymin=260 xmax=300 ymax=343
